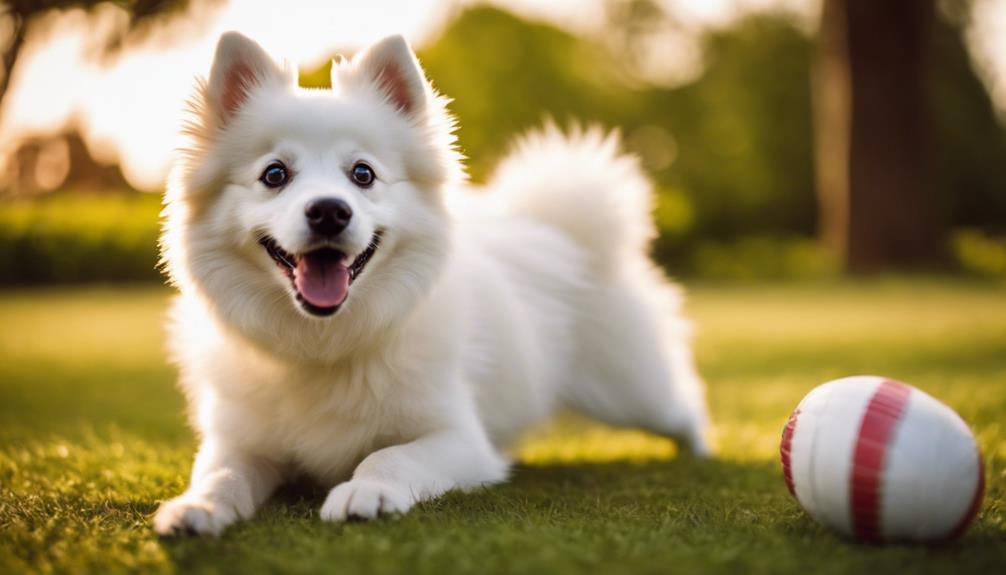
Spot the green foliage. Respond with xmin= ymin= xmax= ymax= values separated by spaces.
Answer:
xmin=420 ymin=8 xmax=818 ymax=248
xmin=5 ymin=5 xmax=1006 ymax=285
xmin=930 ymin=14 xmax=1006 ymax=231
xmin=420 ymin=8 xmax=635 ymax=182
xmin=953 ymin=229 xmax=1006 ymax=278
xmin=298 ymin=58 xmax=332 ymax=89
xmin=654 ymin=17 xmax=817 ymax=240
xmin=684 ymin=236 xmax=839 ymax=280
xmin=1 ymin=281 xmax=1004 ymax=572
xmin=420 ymin=6 xmax=1006 ymax=264
xmin=0 ymin=192 xmax=163 ymax=284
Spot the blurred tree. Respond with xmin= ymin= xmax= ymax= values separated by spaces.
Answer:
xmin=930 ymin=0 xmax=1006 ymax=235
xmin=420 ymin=7 xmax=632 ymax=182
xmin=0 ymin=2 xmax=994 ymax=277
xmin=4 ymin=129 xmax=131 ymax=195
xmin=815 ymin=0 xmax=942 ymax=272
xmin=420 ymin=7 xmax=817 ymax=243
xmin=658 ymin=17 xmax=816 ymax=240
xmin=0 ymin=0 xmax=214 ymax=116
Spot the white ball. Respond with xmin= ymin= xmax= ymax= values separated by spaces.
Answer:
xmin=780 ymin=376 xmax=984 ymax=542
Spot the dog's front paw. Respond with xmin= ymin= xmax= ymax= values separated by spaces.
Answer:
xmin=320 ymin=479 xmax=413 ymax=522
xmin=153 ymin=495 xmax=239 ymax=537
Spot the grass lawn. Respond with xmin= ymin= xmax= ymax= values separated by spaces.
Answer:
xmin=1 ymin=279 xmax=1004 ymax=574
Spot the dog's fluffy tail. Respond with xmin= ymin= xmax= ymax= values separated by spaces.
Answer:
xmin=487 ymin=125 xmax=655 ymax=275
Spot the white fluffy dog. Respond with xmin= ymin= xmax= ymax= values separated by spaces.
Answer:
xmin=154 ymin=31 xmax=711 ymax=536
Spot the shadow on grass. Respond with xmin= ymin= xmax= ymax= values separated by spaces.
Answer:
xmin=154 ymin=456 xmax=1004 ymax=575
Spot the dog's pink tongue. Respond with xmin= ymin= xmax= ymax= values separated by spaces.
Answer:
xmin=294 ymin=252 xmax=350 ymax=309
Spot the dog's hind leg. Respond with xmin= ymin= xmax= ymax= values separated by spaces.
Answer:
xmin=561 ymin=274 xmax=712 ymax=456
xmin=488 ymin=126 xmax=712 ymax=455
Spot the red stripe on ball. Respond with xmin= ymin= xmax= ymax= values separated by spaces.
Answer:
xmin=780 ymin=408 xmax=800 ymax=496
xmin=850 ymin=379 xmax=912 ymax=541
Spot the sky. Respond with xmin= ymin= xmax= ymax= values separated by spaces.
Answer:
xmin=0 ymin=0 xmax=1003 ymax=192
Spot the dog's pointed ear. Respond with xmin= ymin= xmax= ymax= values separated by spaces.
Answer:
xmin=206 ymin=32 xmax=286 ymax=128
xmin=348 ymin=35 xmax=428 ymax=116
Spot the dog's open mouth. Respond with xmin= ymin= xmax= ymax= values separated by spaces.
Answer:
xmin=258 ymin=231 xmax=383 ymax=317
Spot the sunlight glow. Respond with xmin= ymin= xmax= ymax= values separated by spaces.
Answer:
xmin=0 ymin=0 xmax=453 ymax=191
xmin=0 ymin=0 xmax=1003 ymax=192
xmin=967 ymin=0 xmax=1006 ymax=121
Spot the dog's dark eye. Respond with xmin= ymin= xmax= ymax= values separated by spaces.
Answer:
xmin=350 ymin=162 xmax=375 ymax=188
xmin=260 ymin=162 xmax=289 ymax=189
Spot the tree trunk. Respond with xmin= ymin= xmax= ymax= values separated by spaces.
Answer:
xmin=0 ymin=11 xmax=27 ymax=117
xmin=815 ymin=0 xmax=941 ymax=272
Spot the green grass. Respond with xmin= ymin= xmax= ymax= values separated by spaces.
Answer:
xmin=1 ymin=279 xmax=1004 ymax=574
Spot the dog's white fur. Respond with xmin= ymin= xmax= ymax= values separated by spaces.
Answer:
xmin=154 ymin=32 xmax=711 ymax=536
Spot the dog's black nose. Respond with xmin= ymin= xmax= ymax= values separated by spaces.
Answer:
xmin=304 ymin=198 xmax=352 ymax=236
